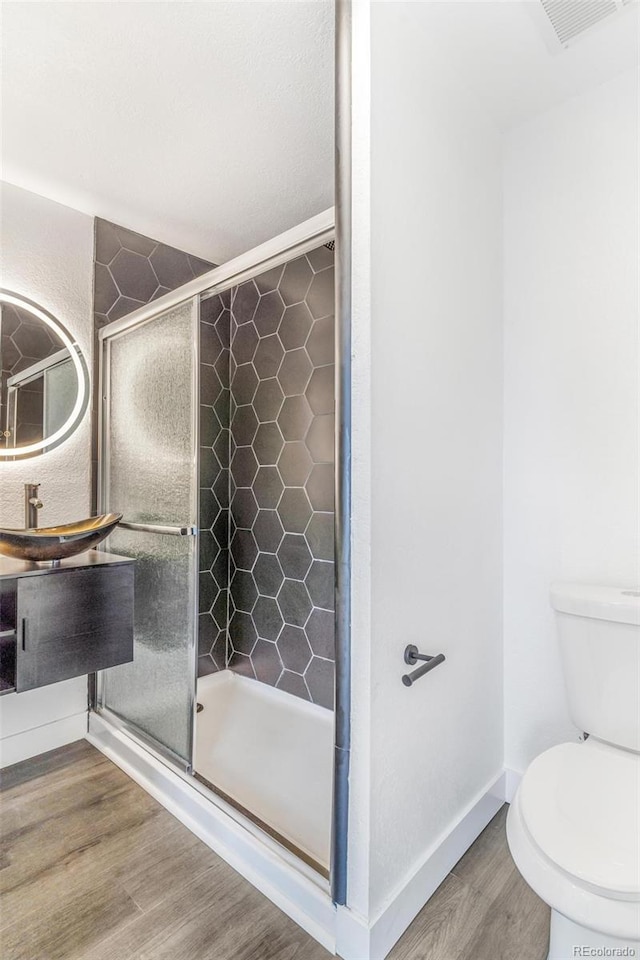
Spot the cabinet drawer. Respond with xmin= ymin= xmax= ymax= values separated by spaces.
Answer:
xmin=16 ymin=564 xmax=134 ymax=692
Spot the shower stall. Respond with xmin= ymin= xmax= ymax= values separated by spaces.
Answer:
xmin=90 ymin=210 xmax=344 ymax=910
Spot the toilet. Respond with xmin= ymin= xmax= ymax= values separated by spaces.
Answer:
xmin=507 ymin=583 xmax=640 ymax=960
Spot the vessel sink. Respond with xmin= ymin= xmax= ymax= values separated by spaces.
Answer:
xmin=0 ymin=513 xmax=123 ymax=562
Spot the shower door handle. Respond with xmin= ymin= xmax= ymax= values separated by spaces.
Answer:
xmin=118 ymin=521 xmax=198 ymax=536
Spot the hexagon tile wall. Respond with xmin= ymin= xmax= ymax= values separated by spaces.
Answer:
xmin=199 ymin=245 xmax=335 ymax=710
xmin=92 ymin=219 xmax=214 ymax=506
xmin=94 ymin=219 xmax=214 ymax=327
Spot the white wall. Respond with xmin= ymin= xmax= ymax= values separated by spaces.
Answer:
xmin=503 ymin=69 xmax=640 ymax=775
xmin=0 ymin=181 xmax=94 ymax=765
xmin=347 ymin=1 xmax=504 ymax=941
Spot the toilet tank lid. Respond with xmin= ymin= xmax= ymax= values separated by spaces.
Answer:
xmin=550 ymin=582 xmax=640 ymax=625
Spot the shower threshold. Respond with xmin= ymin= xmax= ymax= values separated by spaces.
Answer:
xmin=194 ymin=670 xmax=333 ymax=876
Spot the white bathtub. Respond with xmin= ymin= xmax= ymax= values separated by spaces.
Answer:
xmin=195 ymin=670 xmax=334 ymax=871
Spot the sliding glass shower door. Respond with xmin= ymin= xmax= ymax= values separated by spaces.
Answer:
xmin=97 ymin=300 xmax=199 ymax=768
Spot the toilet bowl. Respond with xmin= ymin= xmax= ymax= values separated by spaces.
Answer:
xmin=506 ymin=583 xmax=640 ymax=960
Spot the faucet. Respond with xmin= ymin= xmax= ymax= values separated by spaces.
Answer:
xmin=24 ymin=483 xmax=43 ymax=529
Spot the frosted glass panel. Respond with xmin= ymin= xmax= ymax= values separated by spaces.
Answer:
xmin=100 ymin=301 xmax=197 ymax=766
xmin=101 ymin=527 xmax=195 ymax=761
xmin=108 ymin=303 xmax=195 ymax=524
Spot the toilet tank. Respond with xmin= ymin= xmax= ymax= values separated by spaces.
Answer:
xmin=551 ymin=582 xmax=640 ymax=753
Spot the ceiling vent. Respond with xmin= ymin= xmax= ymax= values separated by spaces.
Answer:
xmin=533 ymin=0 xmax=637 ymax=51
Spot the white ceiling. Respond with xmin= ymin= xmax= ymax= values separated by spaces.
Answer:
xmin=2 ymin=1 xmax=637 ymax=265
xmin=408 ymin=0 xmax=639 ymax=134
xmin=1 ymin=1 xmax=334 ymax=264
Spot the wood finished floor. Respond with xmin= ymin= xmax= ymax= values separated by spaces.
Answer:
xmin=0 ymin=741 xmax=549 ymax=960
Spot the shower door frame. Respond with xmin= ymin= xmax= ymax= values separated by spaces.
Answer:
xmin=92 ymin=208 xmax=349 ymax=897
xmin=95 ymin=297 xmax=201 ymax=773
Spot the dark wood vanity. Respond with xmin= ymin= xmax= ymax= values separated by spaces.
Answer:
xmin=0 ymin=551 xmax=134 ymax=695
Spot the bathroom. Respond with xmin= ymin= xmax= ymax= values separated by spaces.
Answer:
xmin=1 ymin=2 xmax=638 ymax=959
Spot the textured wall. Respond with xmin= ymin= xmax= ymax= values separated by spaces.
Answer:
xmin=198 ymin=246 xmax=336 ymax=709
xmin=503 ymin=70 xmax=639 ymax=774
xmin=0 ymin=182 xmax=94 ymax=763
xmin=355 ymin=3 xmax=504 ymax=917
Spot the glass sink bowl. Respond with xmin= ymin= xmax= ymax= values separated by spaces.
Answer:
xmin=0 ymin=513 xmax=123 ymax=562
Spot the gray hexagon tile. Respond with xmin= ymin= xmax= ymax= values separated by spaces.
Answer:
xmin=255 ymin=264 xmax=283 ymax=294
xmin=306 ymin=608 xmax=335 ymax=660
xmin=306 ymin=245 xmax=334 ymax=273
xmin=305 ymin=561 xmax=335 ymax=612
xmin=277 ymin=579 xmax=312 ymax=628
xmin=230 ymin=570 xmax=258 ymax=613
xmin=279 ymin=256 xmax=313 ymax=306
xmin=230 ymin=529 xmax=258 ymax=571
xmin=305 ymin=512 xmax=334 ymax=561
xmin=306 ymin=365 xmax=335 ymax=415
xmin=231 ymin=446 xmax=259 ymax=487
xmin=252 ymin=640 xmax=283 ymax=686
xmin=110 ymin=249 xmax=158 ymax=302
xmin=306 ymin=414 xmax=335 ymax=464
xmin=232 ymin=281 xmax=259 ymax=324
xmin=306 ymin=267 xmax=335 ymax=320
xmin=253 ymin=553 xmax=285 ymax=598
xmin=193 ymin=243 xmax=336 ymax=703
xmin=278 ymin=348 xmax=313 ymax=397
xmin=232 ymin=322 xmax=259 ymax=365
xmin=229 ymin=611 xmax=258 ymax=656
xmin=279 ymin=302 xmax=313 ymax=350
xmin=305 ymin=657 xmax=334 ymax=710
xmin=278 ymin=442 xmax=313 ymax=486
xmin=151 ymin=244 xmax=198 ymax=289
xmin=277 ymin=625 xmax=312 ymax=674
xmin=277 ymin=488 xmax=312 ymax=534
xmin=307 ymin=316 xmax=335 ymax=367
xmin=230 ymin=487 xmax=259 ymax=529
xmin=94 ymin=264 xmax=119 ymax=315
xmin=253 ymin=334 xmax=284 ymax=379
xmin=253 ymin=378 xmax=284 ymax=422
xmin=305 ymin=463 xmax=334 ymax=512
xmin=253 ymin=466 xmax=284 ymax=509
xmin=277 ymin=670 xmax=310 ymax=701
xmin=253 ymin=510 xmax=284 ymax=553
xmin=231 ymin=363 xmax=259 ymax=405
xmin=278 ymin=395 xmax=313 ymax=442
xmin=94 ymin=218 xmax=213 ymax=330
xmin=254 ymin=290 xmax=285 ymax=337
xmin=253 ymin=422 xmax=284 ymax=466
xmin=252 ymin=596 xmax=284 ymax=642
xmin=228 ymin=651 xmax=256 ymax=679
xmin=277 ymin=534 xmax=313 ymax=580
xmin=232 ymin=405 xmax=259 ymax=447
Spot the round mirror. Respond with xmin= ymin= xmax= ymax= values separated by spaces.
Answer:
xmin=0 ymin=290 xmax=88 ymax=459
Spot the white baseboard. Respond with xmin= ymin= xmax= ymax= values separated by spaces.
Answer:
xmin=336 ymin=771 xmax=507 ymax=960
xmin=87 ymin=713 xmax=337 ymax=954
xmin=0 ymin=712 xmax=87 ymax=768
xmin=504 ymin=767 xmax=522 ymax=803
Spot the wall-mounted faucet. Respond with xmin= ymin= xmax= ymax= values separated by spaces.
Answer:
xmin=24 ymin=483 xmax=43 ymax=529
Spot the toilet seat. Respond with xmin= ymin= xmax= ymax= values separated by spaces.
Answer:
xmin=506 ymin=743 xmax=640 ymax=943
xmin=519 ymin=741 xmax=640 ymax=901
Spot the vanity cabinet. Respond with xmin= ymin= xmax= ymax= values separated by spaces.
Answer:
xmin=0 ymin=552 xmax=134 ymax=694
